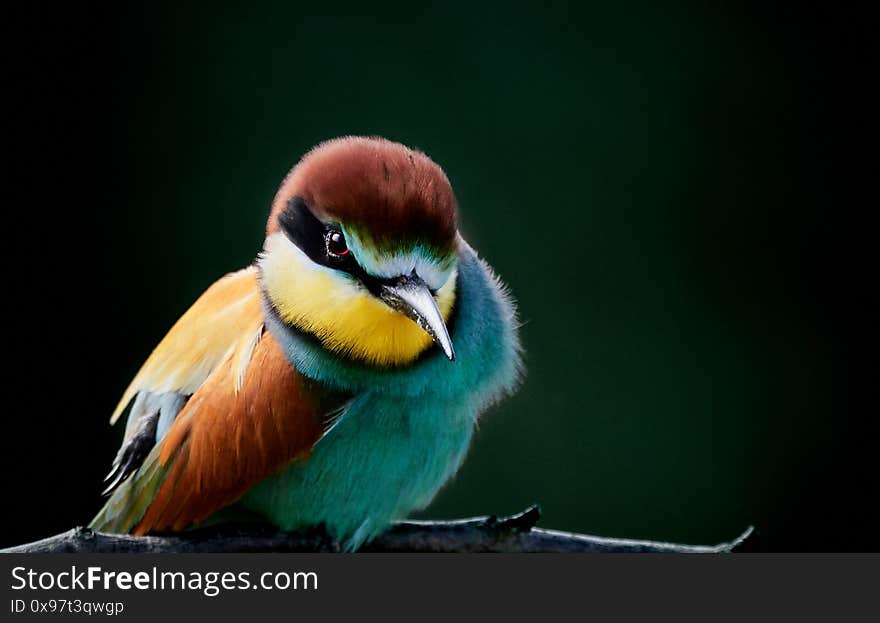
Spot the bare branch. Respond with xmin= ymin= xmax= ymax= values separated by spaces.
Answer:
xmin=0 ymin=506 xmax=753 ymax=553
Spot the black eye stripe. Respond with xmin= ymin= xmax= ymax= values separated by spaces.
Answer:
xmin=278 ymin=197 xmax=326 ymax=263
xmin=278 ymin=197 xmax=382 ymax=291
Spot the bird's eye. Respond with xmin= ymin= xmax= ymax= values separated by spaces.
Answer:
xmin=326 ymin=230 xmax=350 ymax=258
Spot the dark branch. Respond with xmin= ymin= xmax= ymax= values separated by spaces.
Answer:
xmin=1 ymin=506 xmax=753 ymax=553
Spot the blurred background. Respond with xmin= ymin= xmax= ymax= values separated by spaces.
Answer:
xmin=3 ymin=2 xmax=876 ymax=550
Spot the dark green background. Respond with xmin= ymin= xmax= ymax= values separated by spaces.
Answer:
xmin=3 ymin=3 xmax=876 ymax=550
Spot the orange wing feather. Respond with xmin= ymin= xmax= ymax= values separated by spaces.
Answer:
xmin=134 ymin=331 xmax=345 ymax=534
xmin=110 ymin=267 xmax=266 ymax=426
xmin=93 ymin=266 xmax=348 ymax=534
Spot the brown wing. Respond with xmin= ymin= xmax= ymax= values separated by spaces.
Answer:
xmin=92 ymin=268 xmax=348 ymax=534
xmin=102 ymin=268 xmax=267 ymax=495
xmin=132 ymin=331 xmax=346 ymax=534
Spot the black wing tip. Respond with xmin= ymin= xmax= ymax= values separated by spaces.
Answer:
xmin=101 ymin=461 xmax=133 ymax=496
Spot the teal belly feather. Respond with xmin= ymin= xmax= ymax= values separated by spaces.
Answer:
xmin=240 ymin=242 xmax=521 ymax=549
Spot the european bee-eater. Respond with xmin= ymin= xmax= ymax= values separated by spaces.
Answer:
xmin=90 ymin=136 xmax=522 ymax=550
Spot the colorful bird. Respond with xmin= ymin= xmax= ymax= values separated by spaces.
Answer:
xmin=90 ymin=136 xmax=522 ymax=550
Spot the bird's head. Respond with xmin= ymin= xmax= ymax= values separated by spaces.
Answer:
xmin=259 ymin=136 xmax=460 ymax=367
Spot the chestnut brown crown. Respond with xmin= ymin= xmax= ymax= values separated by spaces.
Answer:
xmin=267 ymin=136 xmax=459 ymax=256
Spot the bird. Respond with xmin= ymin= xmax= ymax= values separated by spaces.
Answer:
xmin=90 ymin=136 xmax=522 ymax=551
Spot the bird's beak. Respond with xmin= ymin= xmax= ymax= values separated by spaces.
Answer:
xmin=377 ymin=274 xmax=455 ymax=361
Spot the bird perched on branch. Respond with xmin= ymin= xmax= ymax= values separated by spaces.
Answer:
xmin=91 ymin=136 xmax=521 ymax=550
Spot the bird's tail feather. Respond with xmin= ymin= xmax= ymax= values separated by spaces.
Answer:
xmin=89 ymin=446 xmax=169 ymax=534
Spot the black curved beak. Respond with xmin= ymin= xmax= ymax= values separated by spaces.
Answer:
xmin=376 ymin=274 xmax=455 ymax=361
